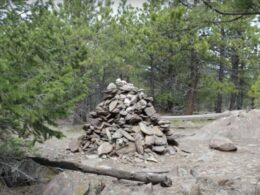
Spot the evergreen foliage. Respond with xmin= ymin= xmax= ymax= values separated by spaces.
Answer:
xmin=0 ymin=0 xmax=259 ymax=143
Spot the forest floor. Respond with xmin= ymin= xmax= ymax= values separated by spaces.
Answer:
xmin=3 ymin=110 xmax=260 ymax=195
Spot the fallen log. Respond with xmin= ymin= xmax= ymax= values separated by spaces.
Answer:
xmin=29 ymin=157 xmax=172 ymax=187
xmin=161 ymin=112 xmax=231 ymax=120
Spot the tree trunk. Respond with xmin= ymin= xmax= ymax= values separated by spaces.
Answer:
xmin=229 ymin=51 xmax=239 ymax=110
xmin=186 ymin=49 xmax=199 ymax=115
xmin=236 ymin=62 xmax=244 ymax=109
xmin=215 ymin=28 xmax=225 ymax=113
xmin=29 ymin=157 xmax=172 ymax=187
xmin=251 ymin=97 xmax=255 ymax=109
xmin=149 ymin=55 xmax=155 ymax=98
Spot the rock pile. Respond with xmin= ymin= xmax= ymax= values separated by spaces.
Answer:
xmin=76 ymin=79 xmax=177 ymax=157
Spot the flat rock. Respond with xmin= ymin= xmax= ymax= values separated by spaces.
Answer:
xmin=98 ymin=142 xmax=113 ymax=156
xmin=130 ymin=95 xmax=138 ymax=105
xmin=115 ymin=78 xmax=127 ymax=86
xmin=132 ymin=125 xmax=141 ymax=133
xmin=112 ymin=130 xmax=122 ymax=139
xmin=107 ymin=82 xmax=117 ymax=90
xmin=96 ymin=107 xmax=109 ymax=115
xmin=145 ymin=135 xmax=155 ymax=146
xmin=41 ymin=173 xmax=74 ymax=195
xmin=126 ymin=114 xmax=142 ymax=124
xmin=154 ymin=135 xmax=167 ymax=146
xmin=152 ymin=146 xmax=166 ymax=154
xmin=116 ymin=143 xmax=136 ymax=154
xmin=120 ymin=83 xmax=137 ymax=91
xmin=209 ymin=137 xmax=237 ymax=152
xmin=135 ymin=132 xmax=144 ymax=154
xmin=124 ymin=98 xmax=131 ymax=107
xmin=119 ymin=110 xmax=127 ymax=116
xmin=119 ymin=129 xmax=135 ymax=141
xmin=139 ymin=122 xmax=153 ymax=135
xmin=151 ymin=126 xmax=163 ymax=136
xmin=90 ymin=118 xmax=102 ymax=127
xmin=144 ymin=106 xmax=156 ymax=117
xmin=109 ymin=100 xmax=118 ymax=112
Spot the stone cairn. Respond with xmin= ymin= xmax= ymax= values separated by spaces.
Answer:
xmin=77 ymin=79 xmax=177 ymax=158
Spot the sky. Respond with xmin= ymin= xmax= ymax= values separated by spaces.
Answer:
xmin=27 ymin=0 xmax=146 ymax=8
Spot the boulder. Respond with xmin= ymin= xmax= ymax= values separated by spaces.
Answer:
xmin=209 ymin=137 xmax=237 ymax=152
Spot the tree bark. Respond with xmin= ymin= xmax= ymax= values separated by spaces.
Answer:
xmin=29 ymin=157 xmax=172 ymax=187
xmin=186 ymin=48 xmax=199 ymax=115
xmin=229 ymin=51 xmax=239 ymax=110
xmin=149 ymin=54 xmax=155 ymax=98
xmin=215 ymin=28 xmax=225 ymax=113
xmin=236 ymin=62 xmax=244 ymax=109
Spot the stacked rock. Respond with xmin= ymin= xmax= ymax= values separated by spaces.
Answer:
xmin=78 ymin=78 xmax=177 ymax=156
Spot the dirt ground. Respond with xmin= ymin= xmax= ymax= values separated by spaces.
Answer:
xmin=3 ymin=110 xmax=260 ymax=195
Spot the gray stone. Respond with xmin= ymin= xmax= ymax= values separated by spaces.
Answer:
xmin=124 ymin=98 xmax=131 ymax=107
xmin=139 ymin=122 xmax=153 ymax=135
xmin=132 ymin=125 xmax=141 ymax=133
xmin=135 ymin=132 xmax=144 ymax=154
xmin=112 ymin=130 xmax=122 ymax=139
xmin=145 ymin=135 xmax=155 ymax=146
xmin=116 ymin=78 xmax=127 ymax=86
xmin=109 ymin=100 xmax=118 ymax=112
xmin=144 ymin=106 xmax=156 ymax=117
xmin=126 ymin=114 xmax=142 ymax=124
xmin=98 ymin=142 xmax=113 ymax=156
xmin=209 ymin=137 xmax=237 ymax=152
xmin=154 ymin=135 xmax=167 ymax=146
xmin=119 ymin=129 xmax=135 ymax=141
xmin=152 ymin=146 xmax=166 ymax=154
xmin=116 ymin=143 xmax=136 ymax=154
xmin=107 ymin=82 xmax=117 ymax=90
xmin=96 ymin=107 xmax=109 ymax=116
xmin=90 ymin=118 xmax=102 ymax=127
xmin=130 ymin=95 xmax=138 ymax=105
xmin=151 ymin=126 xmax=163 ymax=136
xmin=42 ymin=173 xmax=74 ymax=195
xmin=125 ymin=106 xmax=134 ymax=113
xmin=120 ymin=83 xmax=137 ymax=91
xmin=158 ymin=120 xmax=170 ymax=125
xmin=119 ymin=110 xmax=127 ymax=116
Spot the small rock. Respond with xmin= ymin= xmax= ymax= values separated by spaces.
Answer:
xmin=119 ymin=129 xmax=135 ymax=141
xmin=42 ymin=173 xmax=74 ymax=195
xmin=144 ymin=106 xmax=156 ymax=117
xmin=119 ymin=110 xmax=127 ymax=116
xmin=124 ymin=98 xmax=131 ymax=107
xmin=154 ymin=135 xmax=167 ymax=146
xmin=132 ymin=125 xmax=141 ymax=133
xmin=145 ymin=135 xmax=155 ymax=146
xmin=98 ymin=142 xmax=113 ymax=156
xmin=107 ymin=82 xmax=117 ymax=90
xmin=109 ymin=100 xmax=118 ymax=112
xmin=209 ymin=137 xmax=237 ymax=152
xmin=112 ymin=130 xmax=122 ymax=139
xmin=152 ymin=146 xmax=166 ymax=154
xmin=151 ymin=126 xmax=163 ymax=136
xmin=135 ymin=132 xmax=144 ymax=154
xmin=116 ymin=143 xmax=136 ymax=154
xmin=126 ymin=114 xmax=142 ymax=124
xmin=139 ymin=122 xmax=153 ymax=135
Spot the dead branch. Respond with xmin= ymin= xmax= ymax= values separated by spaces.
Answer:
xmin=29 ymin=157 xmax=172 ymax=187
